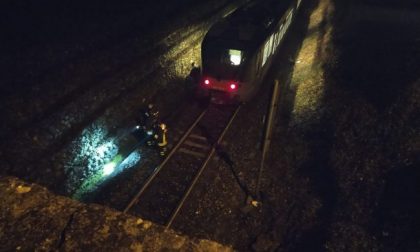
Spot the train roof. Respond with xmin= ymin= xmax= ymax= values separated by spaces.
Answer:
xmin=203 ymin=0 xmax=294 ymax=51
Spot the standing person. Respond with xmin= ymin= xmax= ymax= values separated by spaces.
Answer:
xmin=135 ymin=102 xmax=159 ymax=144
xmin=190 ymin=63 xmax=201 ymax=85
xmin=136 ymin=105 xmax=148 ymax=131
xmin=144 ymin=103 xmax=159 ymax=146
xmin=134 ymin=100 xmax=168 ymax=155
xmin=154 ymin=123 xmax=168 ymax=156
xmin=145 ymin=103 xmax=159 ymax=130
xmin=186 ymin=62 xmax=201 ymax=97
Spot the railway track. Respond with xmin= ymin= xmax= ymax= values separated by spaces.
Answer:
xmin=123 ymin=103 xmax=241 ymax=229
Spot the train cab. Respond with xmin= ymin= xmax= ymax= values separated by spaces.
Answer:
xmin=200 ymin=44 xmax=247 ymax=103
xmin=198 ymin=0 xmax=298 ymax=104
xmin=199 ymin=4 xmax=267 ymax=104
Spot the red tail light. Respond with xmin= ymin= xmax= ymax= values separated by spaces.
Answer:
xmin=204 ymin=79 xmax=210 ymax=85
xmin=229 ymin=83 xmax=237 ymax=90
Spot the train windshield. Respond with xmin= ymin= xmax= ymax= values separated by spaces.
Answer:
xmin=228 ymin=49 xmax=242 ymax=65
xmin=202 ymin=44 xmax=245 ymax=79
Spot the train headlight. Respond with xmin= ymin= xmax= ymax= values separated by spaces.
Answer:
xmin=230 ymin=83 xmax=237 ymax=90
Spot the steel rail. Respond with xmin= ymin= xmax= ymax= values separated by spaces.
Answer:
xmin=123 ymin=108 xmax=208 ymax=213
xmin=165 ymin=104 xmax=242 ymax=230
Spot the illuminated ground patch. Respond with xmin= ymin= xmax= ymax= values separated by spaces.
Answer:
xmin=65 ymin=124 xmax=143 ymax=200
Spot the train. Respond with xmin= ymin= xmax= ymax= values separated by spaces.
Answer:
xmin=196 ymin=0 xmax=303 ymax=103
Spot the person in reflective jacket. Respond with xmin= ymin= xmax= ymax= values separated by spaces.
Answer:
xmin=154 ymin=123 xmax=168 ymax=156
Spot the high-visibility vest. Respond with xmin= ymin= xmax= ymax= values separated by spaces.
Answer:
xmin=155 ymin=124 xmax=167 ymax=147
xmin=158 ymin=131 xmax=167 ymax=147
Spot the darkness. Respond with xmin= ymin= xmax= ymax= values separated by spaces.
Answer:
xmin=1 ymin=0 xmax=171 ymax=47
xmin=3 ymin=1 xmax=131 ymax=51
xmin=0 ymin=0 xmax=419 ymax=251
xmin=2 ymin=1 xmax=127 ymax=97
xmin=332 ymin=9 xmax=420 ymax=110
xmin=1 ymin=0 xmax=204 ymax=97
xmin=0 ymin=0 xmax=221 ymax=190
xmin=324 ymin=0 xmax=420 ymax=250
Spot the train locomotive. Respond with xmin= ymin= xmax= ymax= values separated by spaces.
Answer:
xmin=197 ymin=0 xmax=302 ymax=103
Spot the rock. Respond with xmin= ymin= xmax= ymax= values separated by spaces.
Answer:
xmin=15 ymin=185 xmax=31 ymax=194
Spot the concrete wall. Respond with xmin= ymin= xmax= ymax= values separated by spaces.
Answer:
xmin=0 ymin=176 xmax=233 ymax=251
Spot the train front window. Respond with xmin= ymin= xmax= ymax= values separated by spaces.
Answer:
xmin=202 ymin=42 xmax=246 ymax=79
xmin=229 ymin=49 xmax=242 ymax=65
